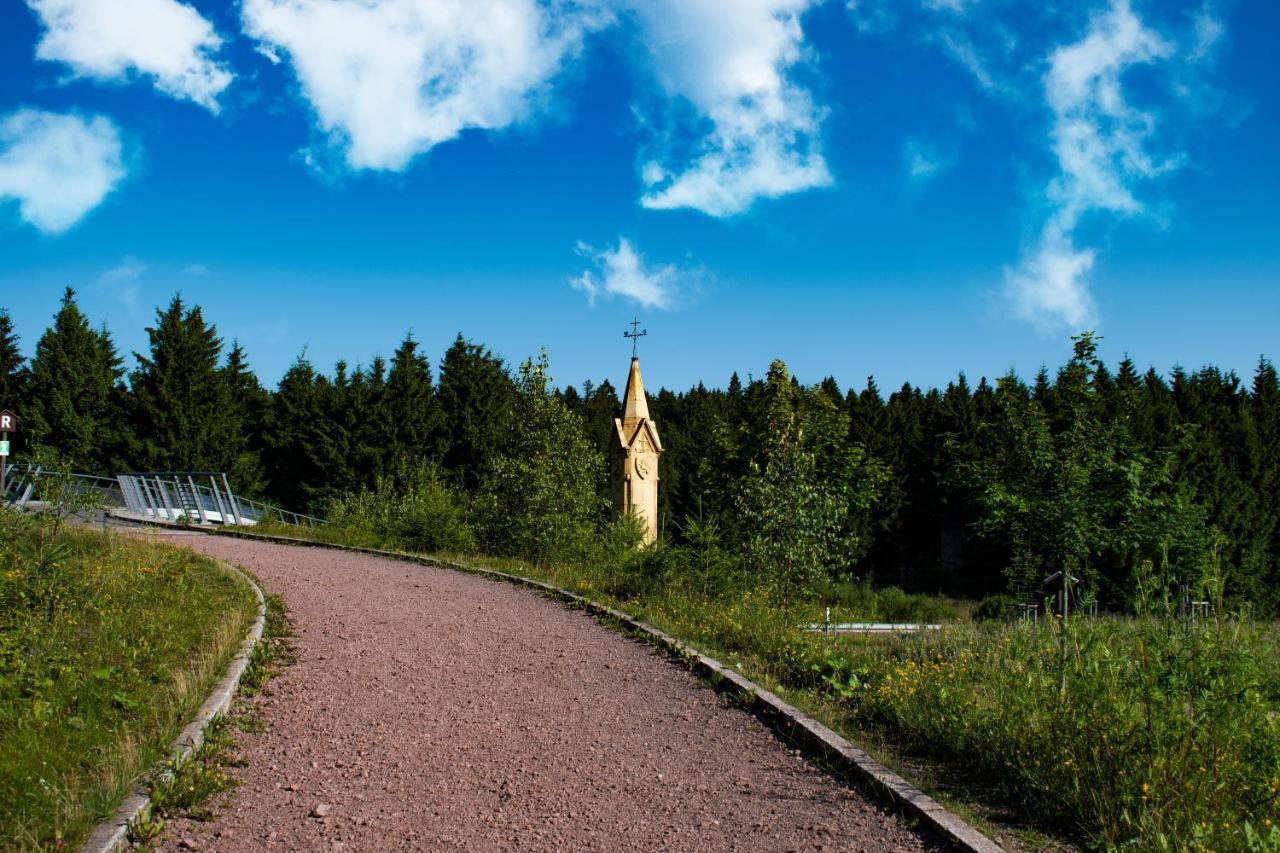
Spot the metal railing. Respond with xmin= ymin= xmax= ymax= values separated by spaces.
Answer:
xmin=1 ymin=465 xmax=124 ymax=509
xmin=3 ymin=464 xmax=324 ymax=528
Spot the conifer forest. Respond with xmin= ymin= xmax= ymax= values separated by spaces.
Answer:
xmin=6 ymin=288 xmax=1277 ymax=618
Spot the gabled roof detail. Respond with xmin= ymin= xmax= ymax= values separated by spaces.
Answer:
xmin=613 ymin=417 xmax=663 ymax=454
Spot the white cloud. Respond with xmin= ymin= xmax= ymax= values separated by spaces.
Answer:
xmin=1005 ymin=223 xmax=1096 ymax=329
xmin=903 ymin=138 xmax=954 ymax=184
xmin=93 ymin=256 xmax=148 ymax=308
xmin=934 ymin=29 xmax=1001 ymax=91
xmin=242 ymin=0 xmax=609 ymax=172
xmin=27 ymin=0 xmax=233 ymax=112
xmin=571 ymin=238 xmax=690 ymax=309
xmin=1190 ymin=7 xmax=1224 ymax=62
xmin=627 ymin=0 xmax=832 ymax=217
xmin=1006 ymin=0 xmax=1175 ymax=329
xmin=0 ymin=109 xmax=126 ymax=234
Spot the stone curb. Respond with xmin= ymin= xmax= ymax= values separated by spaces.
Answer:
xmin=209 ymin=527 xmax=1004 ymax=853
xmin=79 ymin=559 xmax=268 ymax=853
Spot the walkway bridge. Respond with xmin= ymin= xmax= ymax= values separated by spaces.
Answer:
xmin=2 ymin=465 xmax=323 ymax=528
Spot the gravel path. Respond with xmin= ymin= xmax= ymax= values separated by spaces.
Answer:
xmin=157 ymin=535 xmax=940 ymax=851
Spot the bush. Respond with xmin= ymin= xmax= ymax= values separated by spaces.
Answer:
xmin=326 ymin=462 xmax=475 ymax=554
xmin=974 ymin=593 xmax=1015 ymax=622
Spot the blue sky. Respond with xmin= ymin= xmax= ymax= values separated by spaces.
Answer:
xmin=0 ymin=0 xmax=1276 ymax=396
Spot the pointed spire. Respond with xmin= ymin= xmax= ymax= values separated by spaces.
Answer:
xmin=622 ymin=356 xmax=650 ymax=426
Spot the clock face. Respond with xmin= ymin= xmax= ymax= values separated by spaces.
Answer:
xmin=635 ymin=458 xmax=652 ymax=480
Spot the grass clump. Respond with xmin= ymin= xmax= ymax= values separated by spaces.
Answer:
xmin=0 ymin=510 xmax=258 ymax=849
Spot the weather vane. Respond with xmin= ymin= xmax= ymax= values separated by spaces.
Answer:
xmin=624 ymin=317 xmax=648 ymax=359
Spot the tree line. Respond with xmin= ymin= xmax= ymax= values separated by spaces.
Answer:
xmin=3 ymin=289 xmax=1277 ymax=612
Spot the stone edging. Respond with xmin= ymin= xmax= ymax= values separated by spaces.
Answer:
xmin=210 ymin=528 xmax=1003 ymax=853
xmin=79 ymin=559 xmax=267 ymax=853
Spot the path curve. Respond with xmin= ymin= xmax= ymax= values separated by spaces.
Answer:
xmin=157 ymin=535 xmax=939 ymax=852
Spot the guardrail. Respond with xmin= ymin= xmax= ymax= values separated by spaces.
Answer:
xmin=2 ymin=464 xmax=324 ymax=528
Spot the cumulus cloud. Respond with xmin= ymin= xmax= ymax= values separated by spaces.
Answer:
xmin=627 ymin=0 xmax=832 ymax=217
xmin=27 ymin=0 xmax=233 ymax=112
xmin=242 ymin=0 xmax=609 ymax=172
xmin=571 ymin=238 xmax=690 ymax=309
xmin=0 ymin=109 xmax=126 ymax=234
xmin=1006 ymin=0 xmax=1176 ymax=329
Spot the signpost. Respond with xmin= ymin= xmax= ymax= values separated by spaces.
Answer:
xmin=0 ymin=410 xmax=15 ymax=500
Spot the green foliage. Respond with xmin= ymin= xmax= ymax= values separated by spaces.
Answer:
xmin=325 ymin=461 xmax=476 ymax=554
xmin=471 ymin=351 xmax=606 ymax=565
xmin=22 ymin=288 xmax=129 ymax=473
xmin=736 ymin=360 xmax=884 ymax=604
xmin=0 ymin=308 xmax=25 ymax=410
xmin=128 ymin=295 xmax=232 ymax=472
xmin=849 ymin=616 xmax=1280 ymax=848
xmin=0 ymin=511 xmax=257 ymax=848
xmin=435 ymin=334 xmax=517 ymax=491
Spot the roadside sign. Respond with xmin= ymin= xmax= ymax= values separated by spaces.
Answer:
xmin=0 ymin=409 xmax=13 ymax=497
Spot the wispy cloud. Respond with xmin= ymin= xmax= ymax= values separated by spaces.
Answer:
xmin=27 ymin=0 xmax=233 ymax=112
xmin=903 ymin=138 xmax=955 ymax=185
xmin=92 ymin=256 xmax=148 ymax=309
xmin=571 ymin=238 xmax=695 ymax=309
xmin=242 ymin=0 xmax=610 ymax=173
xmin=0 ymin=108 xmax=126 ymax=234
xmin=628 ymin=0 xmax=832 ymax=217
xmin=1006 ymin=0 xmax=1180 ymax=329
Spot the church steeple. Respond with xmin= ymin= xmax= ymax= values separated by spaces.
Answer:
xmin=612 ymin=323 xmax=662 ymax=545
xmin=621 ymin=356 xmax=651 ymax=426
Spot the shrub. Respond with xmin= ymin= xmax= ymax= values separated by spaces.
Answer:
xmin=326 ymin=462 xmax=475 ymax=554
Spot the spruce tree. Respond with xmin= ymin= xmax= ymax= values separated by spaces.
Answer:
xmin=263 ymin=353 xmax=328 ymax=511
xmin=24 ymin=288 xmax=126 ymax=472
xmin=0 ymin=309 xmax=25 ymax=407
xmin=385 ymin=333 xmax=437 ymax=469
xmin=129 ymin=295 xmax=230 ymax=472
xmin=435 ymin=334 xmax=516 ymax=490
xmin=220 ymin=341 xmax=270 ymax=495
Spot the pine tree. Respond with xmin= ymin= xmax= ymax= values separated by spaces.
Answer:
xmin=220 ymin=341 xmax=270 ymax=495
xmin=385 ymin=333 xmax=437 ymax=469
xmin=435 ymin=334 xmax=516 ymax=490
xmin=129 ymin=295 xmax=231 ymax=472
xmin=0 ymin=309 xmax=25 ymax=407
xmin=24 ymin=288 xmax=126 ymax=472
xmin=264 ymin=353 xmax=326 ymax=511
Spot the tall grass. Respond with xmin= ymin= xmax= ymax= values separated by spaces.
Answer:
xmin=0 ymin=511 xmax=257 ymax=849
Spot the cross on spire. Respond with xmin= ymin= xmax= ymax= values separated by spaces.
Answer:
xmin=624 ymin=317 xmax=647 ymax=359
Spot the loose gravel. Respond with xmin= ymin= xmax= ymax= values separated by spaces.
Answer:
xmin=155 ymin=535 xmax=941 ymax=851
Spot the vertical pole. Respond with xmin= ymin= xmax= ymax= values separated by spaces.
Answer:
xmin=186 ymin=476 xmax=208 ymax=524
xmin=209 ymin=475 xmax=232 ymax=524
xmin=155 ymin=477 xmax=176 ymax=521
xmin=221 ymin=473 xmax=244 ymax=526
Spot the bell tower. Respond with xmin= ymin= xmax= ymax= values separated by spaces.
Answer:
xmin=612 ymin=320 xmax=662 ymax=544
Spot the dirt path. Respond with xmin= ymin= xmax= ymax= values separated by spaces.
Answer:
xmin=156 ymin=534 xmax=939 ymax=851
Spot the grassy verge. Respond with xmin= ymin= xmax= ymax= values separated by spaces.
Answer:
xmin=0 ymin=512 xmax=258 ymax=849
xmin=129 ymin=591 xmax=295 ymax=848
xmin=248 ymin=519 xmax=1280 ymax=850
